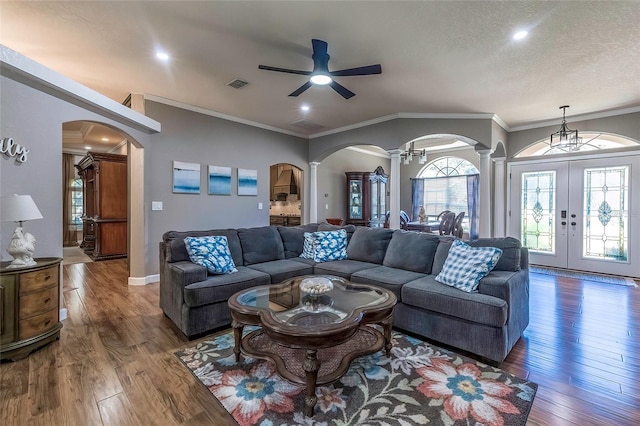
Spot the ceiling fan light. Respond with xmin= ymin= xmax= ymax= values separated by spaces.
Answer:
xmin=310 ymin=74 xmax=332 ymax=85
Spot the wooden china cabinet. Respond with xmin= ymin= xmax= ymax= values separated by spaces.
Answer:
xmin=76 ymin=152 xmax=128 ymax=260
xmin=345 ymin=166 xmax=388 ymax=227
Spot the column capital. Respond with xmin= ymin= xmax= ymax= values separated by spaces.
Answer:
xmin=309 ymin=161 xmax=320 ymax=168
xmin=476 ymin=149 xmax=493 ymax=158
xmin=387 ymin=149 xmax=404 ymax=158
xmin=492 ymin=156 xmax=506 ymax=164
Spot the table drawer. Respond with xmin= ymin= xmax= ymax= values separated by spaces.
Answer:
xmin=20 ymin=287 xmax=58 ymax=319
xmin=19 ymin=266 xmax=58 ymax=294
xmin=19 ymin=309 xmax=58 ymax=340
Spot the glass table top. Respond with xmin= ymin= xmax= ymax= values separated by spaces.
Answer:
xmin=235 ymin=275 xmax=390 ymax=328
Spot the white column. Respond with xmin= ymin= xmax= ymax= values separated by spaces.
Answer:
xmin=388 ymin=150 xmax=403 ymax=229
xmin=309 ymin=162 xmax=320 ymax=223
xmin=478 ymin=149 xmax=492 ymax=238
xmin=492 ymin=156 xmax=506 ymax=237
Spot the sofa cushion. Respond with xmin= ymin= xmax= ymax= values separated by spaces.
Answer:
xmin=246 ymin=259 xmax=314 ymax=284
xmin=346 ymin=227 xmax=394 ymax=264
xmin=431 ymin=237 xmax=455 ymax=276
xmin=277 ymin=224 xmax=319 ymax=258
xmin=183 ymin=266 xmax=271 ymax=307
xmin=351 ymin=266 xmax=427 ymax=301
xmin=436 ymin=240 xmax=503 ymax=293
xmin=237 ymin=226 xmax=285 ymax=265
xmin=382 ymin=230 xmax=439 ymax=274
xmin=401 ymin=275 xmax=508 ymax=327
xmin=184 ymin=235 xmax=238 ymax=274
xmin=163 ymin=229 xmax=243 ymax=266
xmin=313 ymin=259 xmax=379 ymax=279
xmin=468 ymin=237 xmax=521 ymax=271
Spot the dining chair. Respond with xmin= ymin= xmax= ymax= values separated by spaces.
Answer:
xmin=438 ymin=212 xmax=456 ymax=235
xmin=453 ymin=212 xmax=465 ymax=238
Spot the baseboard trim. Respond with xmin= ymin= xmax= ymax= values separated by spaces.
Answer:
xmin=128 ymin=274 xmax=160 ymax=286
xmin=60 ymin=308 xmax=68 ymax=321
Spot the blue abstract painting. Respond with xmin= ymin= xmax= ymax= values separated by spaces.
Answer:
xmin=173 ymin=161 xmax=200 ymax=194
xmin=237 ymin=168 xmax=257 ymax=196
xmin=208 ymin=165 xmax=232 ymax=195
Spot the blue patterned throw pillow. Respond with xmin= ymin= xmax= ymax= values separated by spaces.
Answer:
xmin=435 ymin=239 xmax=502 ymax=293
xmin=184 ymin=236 xmax=238 ymax=274
xmin=312 ymin=229 xmax=348 ymax=263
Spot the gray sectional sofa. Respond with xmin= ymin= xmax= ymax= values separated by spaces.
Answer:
xmin=159 ymin=223 xmax=529 ymax=363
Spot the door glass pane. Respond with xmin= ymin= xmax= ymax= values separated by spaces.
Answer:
xmin=371 ymin=181 xmax=378 ymax=220
xmin=583 ymin=166 xmax=628 ymax=261
xmin=521 ymin=171 xmax=555 ymax=253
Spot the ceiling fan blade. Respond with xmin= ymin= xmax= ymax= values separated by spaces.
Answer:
xmin=331 ymin=64 xmax=382 ymax=77
xmin=258 ymin=65 xmax=312 ymax=76
xmin=288 ymin=81 xmax=313 ymax=97
xmin=329 ymin=81 xmax=356 ymax=99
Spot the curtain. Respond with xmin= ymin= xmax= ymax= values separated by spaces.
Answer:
xmin=410 ymin=178 xmax=425 ymax=221
xmin=466 ymin=174 xmax=479 ymax=240
xmin=62 ymin=153 xmax=78 ymax=246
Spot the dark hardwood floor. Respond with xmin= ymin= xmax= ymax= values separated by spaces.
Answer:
xmin=1 ymin=259 xmax=638 ymax=425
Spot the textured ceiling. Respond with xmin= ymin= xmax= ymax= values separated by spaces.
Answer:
xmin=2 ymin=1 xmax=639 ymax=138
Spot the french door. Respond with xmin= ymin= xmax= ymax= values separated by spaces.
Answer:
xmin=508 ymin=154 xmax=639 ymax=278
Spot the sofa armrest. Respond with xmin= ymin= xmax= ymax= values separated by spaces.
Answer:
xmin=169 ymin=261 xmax=208 ymax=287
xmin=478 ymin=269 xmax=529 ymax=327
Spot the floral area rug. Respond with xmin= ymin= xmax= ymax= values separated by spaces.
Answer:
xmin=175 ymin=328 xmax=536 ymax=426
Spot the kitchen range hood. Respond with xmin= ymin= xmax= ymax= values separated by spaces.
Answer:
xmin=273 ymin=169 xmax=298 ymax=196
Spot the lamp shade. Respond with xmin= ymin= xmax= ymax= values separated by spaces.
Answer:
xmin=1 ymin=194 xmax=43 ymax=222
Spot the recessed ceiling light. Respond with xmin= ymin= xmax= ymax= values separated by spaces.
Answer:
xmin=101 ymin=137 xmax=109 ymax=142
xmin=156 ymin=51 xmax=170 ymax=61
xmin=513 ymin=30 xmax=528 ymax=41
xmin=301 ymin=105 xmax=310 ymax=112
xmin=84 ymin=146 xmax=92 ymax=150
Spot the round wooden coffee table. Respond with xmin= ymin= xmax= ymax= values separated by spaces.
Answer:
xmin=228 ymin=275 xmax=397 ymax=417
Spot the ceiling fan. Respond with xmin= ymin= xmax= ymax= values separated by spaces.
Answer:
xmin=258 ymin=39 xmax=382 ymax=99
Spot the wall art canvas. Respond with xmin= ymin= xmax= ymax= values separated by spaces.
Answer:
xmin=208 ymin=165 xmax=232 ymax=195
xmin=173 ymin=161 xmax=201 ymax=194
xmin=237 ymin=168 xmax=258 ymax=196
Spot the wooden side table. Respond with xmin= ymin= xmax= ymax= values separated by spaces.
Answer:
xmin=0 ymin=257 xmax=63 ymax=361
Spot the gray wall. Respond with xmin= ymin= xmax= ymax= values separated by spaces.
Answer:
xmin=317 ymin=148 xmax=390 ymax=221
xmin=143 ymin=101 xmax=308 ymax=274
xmin=507 ymin=111 xmax=640 ymax=158
xmin=0 ymin=74 xmax=151 ymax=262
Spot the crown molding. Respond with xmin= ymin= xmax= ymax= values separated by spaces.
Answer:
xmin=509 ymin=105 xmax=640 ymax=132
xmin=143 ymin=94 xmax=308 ymax=139
xmin=345 ymin=146 xmax=391 ymax=159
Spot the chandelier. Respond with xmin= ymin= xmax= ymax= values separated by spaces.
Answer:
xmin=550 ymin=105 xmax=582 ymax=150
xmin=401 ymin=141 xmax=427 ymax=165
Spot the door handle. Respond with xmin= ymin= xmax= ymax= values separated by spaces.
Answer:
xmin=561 ymin=221 xmax=567 ymax=225
xmin=571 ymin=214 xmax=577 ymax=218
xmin=571 ymin=222 xmax=576 ymax=226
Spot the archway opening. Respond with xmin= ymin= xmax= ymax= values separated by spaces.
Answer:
xmin=269 ymin=163 xmax=303 ymax=226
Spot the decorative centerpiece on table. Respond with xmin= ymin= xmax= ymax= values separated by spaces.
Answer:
xmin=299 ymin=276 xmax=334 ymax=312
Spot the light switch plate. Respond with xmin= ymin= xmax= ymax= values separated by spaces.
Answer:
xmin=258 ymin=202 xmax=263 ymax=210
xmin=152 ymin=201 xmax=163 ymax=211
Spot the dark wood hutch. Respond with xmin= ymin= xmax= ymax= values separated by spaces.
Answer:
xmin=345 ymin=166 xmax=388 ymax=227
xmin=75 ymin=152 xmax=128 ymax=260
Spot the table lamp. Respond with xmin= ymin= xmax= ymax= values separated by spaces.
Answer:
xmin=1 ymin=194 xmax=43 ymax=268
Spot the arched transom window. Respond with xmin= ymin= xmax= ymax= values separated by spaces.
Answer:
xmin=516 ymin=133 xmax=639 ymax=157
xmin=418 ymin=157 xmax=478 ymax=178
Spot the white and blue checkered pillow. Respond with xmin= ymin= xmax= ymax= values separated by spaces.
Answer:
xmin=299 ymin=230 xmax=348 ymax=262
xmin=435 ymin=239 xmax=502 ymax=293
xmin=184 ymin=235 xmax=238 ymax=274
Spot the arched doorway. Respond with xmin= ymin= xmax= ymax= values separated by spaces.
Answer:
xmin=62 ymin=121 xmax=145 ymax=278
xmin=269 ymin=163 xmax=303 ymax=226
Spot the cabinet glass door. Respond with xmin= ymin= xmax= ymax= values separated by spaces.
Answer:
xmin=349 ymin=180 xmax=362 ymax=219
